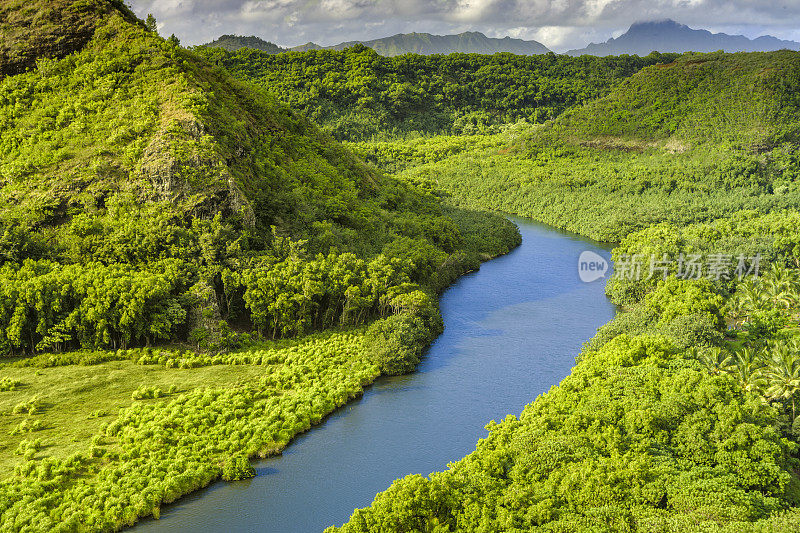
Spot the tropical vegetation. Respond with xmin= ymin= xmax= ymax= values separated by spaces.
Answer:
xmin=325 ymin=51 xmax=800 ymax=532
xmin=195 ymin=45 xmax=679 ymax=140
xmin=2 ymin=1 xmax=800 ymax=530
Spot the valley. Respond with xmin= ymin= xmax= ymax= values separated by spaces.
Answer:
xmin=0 ymin=2 xmax=799 ymax=531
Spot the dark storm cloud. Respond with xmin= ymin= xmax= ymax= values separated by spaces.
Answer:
xmin=126 ymin=0 xmax=800 ymax=51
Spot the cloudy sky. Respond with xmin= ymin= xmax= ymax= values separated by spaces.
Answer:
xmin=126 ymin=0 xmax=800 ymax=52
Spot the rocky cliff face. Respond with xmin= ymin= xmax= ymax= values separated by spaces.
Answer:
xmin=137 ymin=115 xmax=256 ymax=226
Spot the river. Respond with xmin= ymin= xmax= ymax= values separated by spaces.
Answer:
xmin=133 ymin=216 xmax=616 ymax=533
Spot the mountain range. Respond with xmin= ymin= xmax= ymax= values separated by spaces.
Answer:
xmin=206 ymin=31 xmax=550 ymax=56
xmin=566 ymin=20 xmax=800 ymax=56
xmin=206 ymin=20 xmax=800 ymax=58
xmin=291 ymin=31 xmax=551 ymax=55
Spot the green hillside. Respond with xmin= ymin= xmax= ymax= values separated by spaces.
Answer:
xmin=361 ymin=51 xmax=800 ymax=241
xmin=1 ymin=3 xmax=416 ymax=258
xmin=556 ymin=50 xmax=800 ymax=144
xmin=0 ymin=0 xmax=520 ymax=282
xmin=0 ymin=2 xmax=520 ymax=530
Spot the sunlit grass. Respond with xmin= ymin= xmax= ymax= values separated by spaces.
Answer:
xmin=0 ymin=361 xmax=267 ymax=476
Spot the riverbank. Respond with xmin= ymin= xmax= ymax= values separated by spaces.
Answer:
xmin=132 ymin=216 xmax=617 ymax=532
xmin=328 ymin=217 xmax=800 ymax=532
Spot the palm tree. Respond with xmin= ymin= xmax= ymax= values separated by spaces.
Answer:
xmin=738 ymin=278 xmax=767 ymax=319
xmin=762 ymin=340 xmax=800 ymax=419
xmin=763 ymin=264 xmax=800 ymax=309
xmin=699 ymin=347 xmax=735 ymax=376
xmin=731 ymin=346 xmax=766 ymax=394
xmin=726 ymin=296 xmax=749 ymax=329
xmin=765 ymin=280 xmax=796 ymax=311
xmin=767 ymin=263 xmax=793 ymax=285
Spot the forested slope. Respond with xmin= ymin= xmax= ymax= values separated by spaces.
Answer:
xmin=0 ymin=2 xmax=520 ymax=530
xmin=196 ymin=45 xmax=679 ymax=140
xmin=0 ymin=0 xmax=521 ymax=355
xmin=360 ymin=51 xmax=800 ymax=241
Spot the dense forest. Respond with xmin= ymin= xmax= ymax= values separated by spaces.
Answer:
xmin=2 ymin=1 xmax=800 ymax=531
xmin=354 ymin=51 xmax=800 ymax=241
xmin=195 ymin=45 xmax=679 ymax=140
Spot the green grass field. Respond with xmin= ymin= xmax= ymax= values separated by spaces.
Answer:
xmin=0 ymin=360 xmax=270 ymax=476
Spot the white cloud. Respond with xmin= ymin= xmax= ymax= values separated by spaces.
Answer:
xmin=530 ymin=25 xmax=575 ymax=48
xmin=126 ymin=0 xmax=800 ymax=50
xmin=450 ymin=0 xmax=499 ymax=22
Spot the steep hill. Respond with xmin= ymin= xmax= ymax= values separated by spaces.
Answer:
xmin=204 ymin=34 xmax=286 ymax=53
xmin=0 ymin=0 xmax=451 ymax=260
xmin=289 ymin=31 xmax=551 ymax=56
xmin=568 ymin=20 xmax=800 ymax=56
xmin=0 ymin=0 xmax=521 ymax=352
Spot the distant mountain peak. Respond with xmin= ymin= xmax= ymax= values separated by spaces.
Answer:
xmin=204 ymin=35 xmax=285 ymax=53
xmin=567 ymin=20 xmax=800 ymax=56
xmin=290 ymin=42 xmax=324 ymax=52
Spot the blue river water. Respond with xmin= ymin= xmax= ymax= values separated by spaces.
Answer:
xmin=133 ymin=216 xmax=616 ymax=532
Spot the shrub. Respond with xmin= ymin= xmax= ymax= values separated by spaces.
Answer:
xmin=221 ymin=455 xmax=255 ymax=481
xmin=0 ymin=376 xmax=21 ymax=391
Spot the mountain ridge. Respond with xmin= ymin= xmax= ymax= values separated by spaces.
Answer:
xmin=300 ymin=31 xmax=551 ymax=55
xmin=206 ymin=22 xmax=800 ymax=59
xmin=568 ymin=19 xmax=800 ymax=56
xmin=205 ymin=31 xmax=550 ymax=56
